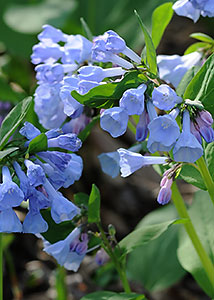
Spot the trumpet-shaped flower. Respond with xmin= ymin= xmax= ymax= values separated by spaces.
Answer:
xmin=78 ymin=66 xmax=126 ymax=82
xmin=0 ymin=209 xmax=23 ymax=233
xmin=47 ymin=133 xmax=82 ymax=152
xmin=19 ymin=122 xmax=41 ymax=141
xmin=152 ymin=84 xmax=182 ymax=111
xmin=173 ymin=110 xmax=203 ymax=162
xmin=173 ymin=0 xmax=201 ymax=22
xmin=38 ymin=25 xmax=67 ymax=43
xmin=24 ymin=160 xmax=46 ymax=187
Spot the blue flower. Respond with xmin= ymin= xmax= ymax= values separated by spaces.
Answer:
xmin=24 ymin=160 xmax=46 ymax=187
xmin=100 ymin=107 xmax=129 ymax=137
xmin=119 ymin=84 xmax=147 ymax=115
xmin=152 ymin=84 xmax=182 ymax=111
xmin=173 ymin=110 xmax=203 ymax=162
xmin=173 ymin=0 xmax=201 ymax=22
xmin=0 ymin=209 xmax=23 ymax=233
xmin=117 ymin=148 xmax=168 ymax=177
xmin=78 ymin=66 xmax=126 ymax=82
xmin=191 ymin=0 xmax=214 ymax=17
xmin=0 ymin=166 xmax=24 ymax=209
xmin=98 ymin=151 xmax=120 ymax=178
xmin=35 ymin=63 xmax=64 ymax=84
xmin=19 ymin=122 xmax=41 ymax=141
xmin=37 ymin=151 xmax=72 ymax=171
xmin=136 ymin=110 xmax=150 ymax=142
xmin=47 ymin=133 xmax=82 ymax=152
xmin=31 ymin=41 xmax=62 ymax=65
xmin=43 ymin=180 xmax=80 ymax=224
xmin=38 ymin=25 xmax=67 ymax=43
xmin=62 ymin=114 xmax=90 ymax=135
xmin=147 ymin=109 xmax=180 ymax=153
xmin=43 ymin=227 xmax=88 ymax=271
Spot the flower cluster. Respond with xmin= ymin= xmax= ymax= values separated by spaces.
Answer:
xmin=0 ymin=121 xmax=83 ymax=234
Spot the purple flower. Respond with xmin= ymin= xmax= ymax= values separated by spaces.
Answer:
xmin=152 ymin=84 xmax=182 ymax=111
xmin=195 ymin=116 xmax=214 ymax=143
xmin=100 ymin=107 xmax=129 ymax=138
xmin=95 ymin=248 xmax=109 ymax=266
xmin=157 ymin=177 xmax=173 ymax=205
xmin=173 ymin=110 xmax=203 ymax=162
xmin=136 ymin=110 xmax=150 ymax=142
xmin=44 ymin=227 xmax=88 ymax=271
xmin=62 ymin=114 xmax=90 ymax=135
xmin=119 ymin=84 xmax=147 ymax=115
xmin=118 ymin=148 xmax=168 ymax=177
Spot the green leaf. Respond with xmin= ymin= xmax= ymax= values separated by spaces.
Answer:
xmin=28 ymin=133 xmax=48 ymax=154
xmin=80 ymin=291 xmax=146 ymax=300
xmin=134 ymin=10 xmax=157 ymax=75
xmin=71 ymin=71 xmax=146 ymax=108
xmin=119 ymin=218 xmax=186 ymax=258
xmin=177 ymin=190 xmax=214 ymax=297
xmin=80 ymin=17 xmax=93 ymax=41
xmin=88 ymin=184 xmax=101 ymax=223
xmin=178 ymin=164 xmax=207 ymax=190
xmin=176 ymin=65 xmax=200 ymax=97
xmin=78 ymin=115 xmax=100 ymax=142
xmin=41 ymin=209 xmax=75 ymax=244
xmin=151 ymin=2 xmax=173 ymax=49
xmin=190 ymin=32 xmax=214 ymax=43
xmin=0 ymin=147 xmax=19 ymax=161
xmin=74 ymin=192 xmax=89 ymax=208
xmin=184 ymin=42 xmax=209 ymax=55
xmin=205 ymin=142 xmax=214 ymax=181
xmin=0 ymin=96 xmax=32 ymax=150
xmin=184 ymin=53 xmax=214 ymax=116
xmin=127 ymin=205 xmax=186 ymax=292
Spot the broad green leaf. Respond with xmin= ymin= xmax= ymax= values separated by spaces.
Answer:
xmin=88 ymin=184 xmax=101 ymax=223
xmin=80 ymin=17 xmax=93 ymax=41
xmin=81 ymin=291 xmax=145 ymax=300
xmin=78 ymin=115 xmax=100 ymax=142
xmin=0 ymin=96 xmax=32 ymax=149
xmin=134 ymin=10 xmax=157 ymax=75
xmin=3 ymin=0 xmax=77 ymax=34
xmin=74 ymin=192 xmax=89 ymax=208
xmin=28 ymin=133 xmax=48 ymax=154
xmin=176 ymin=66 xmax=200 ymax=97
xmin=190 ymin=32 xmax=214 ymax=43
xmin=177 ymin=191 xmax=214 ymax=297
xmin=205 ymin=142 xmax=214 ymax=181
xmin=184 ymin=53 xmax=214 ymax=116
xmin=119 ymin=218 xmax=186 ymax=257
xmin=184 ymin=42 xmax=209 ymax=55
xmin=152 ymin=2 xmax=173 ymax=49
xmin=41 ymin=209 xmax=75 ymax=244
xmin=0 ymin=147 xmax=19 ymax=161
xmin=127 ymin=205 xmax=186 ymax=292
xmin=71 ymin=71 xmax=146 ymax=108
xmin=178 ymin=164 xmax=207 ymax=190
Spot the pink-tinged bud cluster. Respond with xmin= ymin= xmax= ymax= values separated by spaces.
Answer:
xmin=157 ymin=169 xmax=173 ymax=205
xmin=95 ymin=248 xmax=109 ymax=266
xmin=192 ymin=110 xmax=214 ymax=143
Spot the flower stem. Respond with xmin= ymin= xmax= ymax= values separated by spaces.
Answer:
xmin=97 ymin=222 xmax=131 ymax=293
xmin=196 ymin=156 xmax=214 ymax=205
xmin=171 ymin=182 xmax=214 ymax=287
xmin=0 ymin=233 xmax=3 ymax=300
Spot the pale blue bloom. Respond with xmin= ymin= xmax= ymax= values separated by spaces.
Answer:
xmin=24 ymin=160 xmax=46 ymax=187
xmin=38 ymin=24 xmax=67 ymax=43
xmin=0 ymin=209 xmax=23 ymax=233
xmin=37 ymin=151 xmax=72 ymax=171
xmin=118 ymin=148 xmax=168 ymax=177
xmin=173 ymin=110 xmax=203 ymax=162
xmin=152 ymin=84 xmax=182 ymax=111
xmin=157 ymin=52 xmax=202 ymax=88
xmin=98 ymin=152 xmax=120 ymax=178
xmin=31 ymin=41 xmax=63 ymax=65
xmin=78 ymin=66 xmax=126 ymax=82
xmin=19 ymin=122 xmax=41 ymax=141
xmin=62 ymin=114 xmax=90 ymax=135
xmin=173 ymin=0 xmax=201 ymax=22
xmin=35 ymin=63 xmax=64 ymax=84
xmin=47 ymin=133 xmax=82 ymax=152
xmin=44 ymin=227 xmax=88 ymax=271
xmin=100 ymin=107 xmax=129 ymax=137
xmin=119 ymin=84 xmax=147 ymax=115
xmin=191 ymin=0 xmax=214 ymax=17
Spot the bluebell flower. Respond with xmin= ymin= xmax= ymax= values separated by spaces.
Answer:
xmin=173 ymin=110 xmax=203 ymax=162
xmin=47 ymin=133 xmax=82 ymax=151
xmin=38 ymin=24 xmax=67 ymax=43
xmin=191 ymin=0 xmax=214 ymax=17
xmin=31 ymin=41 xmax=63 ymax=65
xmin=61 ymin=35 xmax=92 ymax=64
xmin=195 ymin=116 xmax=214 ymax=143
xmin=173 ymin=0 xmax=201 ymax=22
xmin=78 ymin=66 xmax=126 ymax=82
xmin=157 ymin=177 xmax=173 ymax=205
xmin=100 ymin=107 xmax=129 ymax=137
xmin=43 ymin=179 xmax=80 ymax=224
xmin=136 ymin=110 xmax=150 ymax=141
xmin=119 ymin=84 xmax=147 ymax=115
xmin=62 ymin=114 xmax=90 ymax=135
xmin=19 ymin=122 xmax=41 ymax=141
xmin=24 ymin=160 xmax=46 ymax=187
xmin=44 ymin=227 xmax=88 ymax=271
xmin=37 ymin=151 xmax=72 ymax=171
xmin=147 ymin=108 xmax=180 ymax=153
xmin=0 ymin=208 xmax=23 ymax=233
xmin=61 ymin=154 xmax=83 ymax=188
xmin=34 ymin=83 xmax=67 ymax=129
xmin=45 ymin=128 xmax=62 ymax=139
xmin=152 ymin=84 xmax=182 ymax=111
xmin=0 ymin=166 xmax=24 ymax=209
xmin=117 ymin=148 xmax=168 ymax=177
xmin=157 ymin=52 xmax=202 ymax=88
xmin=35 ymin=63 xmax=64 ymax=84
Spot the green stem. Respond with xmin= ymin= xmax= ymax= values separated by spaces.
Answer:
xmin=55 ymin=265 xmax=67 ymax=300
xmin=196 ymin=156 xmax=214 ymax=205
xmin=97 ymin=223 xmax=131 ymax=293
xmin=0 ymin=233 xmax=3 ymax=300
xmin=171 ymin=182 xmax=214 ymax=287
